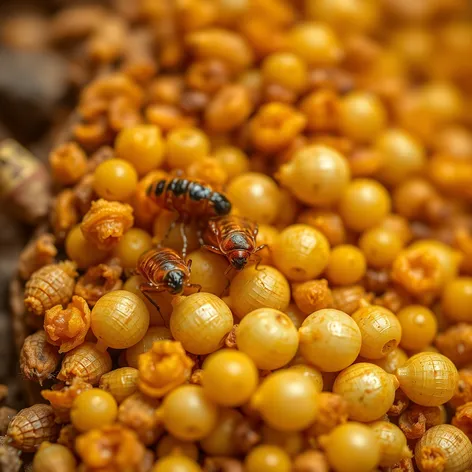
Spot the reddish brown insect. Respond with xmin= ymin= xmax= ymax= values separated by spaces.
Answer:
xmin=203 ymin=215 xmax=266 ymax=271
xmin=146 ymin=177 xmax=231 ymax=220
xmin=137 ymin=248 xmax=200 ymax=308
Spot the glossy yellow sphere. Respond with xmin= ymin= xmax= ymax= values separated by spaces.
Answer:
xmin=333 ymin=363 xmax=399 ymax=422
xmin=288 ymin=22 xmax=342 ymax=66
xmin=71 ymin=389 xmax=118 ymax=432
xmin=272 ymin=225 xmax=330 ymax=282
xmin=299 ymin=309 xmax=362 ymax=372
xmin=339 ymin=179 xmax=391 ymax=232
xmin=441 ymin=277 xmax=472 ymax=323
xmin=32 ymin=443 xmax=77 ymax=472
xmin=170 ymin=293 xmax=233 ymax=355
xmin=338 ymin=92 xmax=387 ymax=143
xmin=251 ymin=370 xmax=319 ymax=431
xmin=420 ymin=81 xmax=463 ymax=125
xmin=369 ymin=421 xmax=411 ymax=467
xmin=261 ymin=52 xmax=308 ymax=93
xmin=375 ymin=129 xmax=426 ymax=186
xmin=359 ymin=227 xmax=403 ymax=269
xmin=166 ymin=127 xmax=210 ymax=170
xmin=93 ymin=158 xmax=138 ymax=202
xmin=351 ymin=304 xmax=402 ymax=359
xmin=156 ymin=385 xmax=219 ymax=441
xmin=325 ymin=245 xmax=366 ymax=285
xmin=306 ymin=0 xmax=379 ymax=33
xmin=213 ymin=146 xmax=249 ymax=180
xmin=186 ymin=249 xmax=229 ymax=296
xmin=115 ymin=124 xmax=165 ymax=176
xmin=112 ymin=228 xmax=153 ymax=269
xmin=322 ymin=422 xmax=381 ymax=472
xmin=236 ymin=308 xmax=299 ymax=370
xmin=277 ymin=145 xmax=350 ymax=206
xmin=245 ymin=445 xmax=292 ymax=472
xmin=395 ymin=353 xmax=458 ymax=407
xmin=227 ymin=173 xmax=281 ymax=224
xmin=397 ymin=305 xmax=437 ymax=351
xmin=256 ymin=224 xmax=279 ymax=265
xmin=414 ymin=425 xmax=472 ymax=472
xmin=288 ymin=365 xmax=324 ymax=393
xmin=202 ymin=350 xmax=259 ymax=406
xmin=229 ymin=265 xmax=291 ymax=319
xmin=91 ymin=290 xmax=150 ymax=349
xmin=152 ymin=455 xmax=202 ymax=472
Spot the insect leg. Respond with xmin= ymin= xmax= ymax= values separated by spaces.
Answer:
xmin=251 ymin=244 xmax=267 ymax=271
xmin=253 ymin=253 xmax=263 ymax=271
xmin=197 ymin=228 xmax=205 ymax=246
xmin=180 ymin=222 xmax=189 ymax=258
xmin=187 ymin=258 xmax=193 ymax=270
xmin=209 ymin=218 xmax=220 ymax=235
xmin=139 ymin=282 xmax=167 ymax=327
xmin=184 ymin=282 xmax=202 ymax=296
xmin=202 ymin=244 xmax=221 ymax=254
xmin=220 ymin=266 xmax=233 ymax=297
xmin=162 ymin=219 xmax=176 ymax=243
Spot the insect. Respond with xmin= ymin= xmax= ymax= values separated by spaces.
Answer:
xmin=147 ymin=177 xmax=232 ymax=257
xmin=203 ymin=215 xmax=266 ymax=271
xmin=146 ymin=177 xmax=232 ymax=220
xmin=137 ymin=248 xmax=200 ymax=319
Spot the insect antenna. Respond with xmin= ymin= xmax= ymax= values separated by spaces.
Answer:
xmin=253 ymin=253 xmax=263 ymax=271
xmin=140 ymin=283 xmax=167 ymax=327
xmin=220 ymin=265 xmax=234 ymax=296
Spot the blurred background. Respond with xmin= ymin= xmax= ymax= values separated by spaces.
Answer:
xmin=0 ymin=0 xmax=108 ymax=406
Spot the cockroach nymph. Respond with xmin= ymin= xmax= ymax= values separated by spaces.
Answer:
xmin=203 ymin=215 xmax=266 ymax=271
xmin=137 ymin=248 xmax=201 ymax=317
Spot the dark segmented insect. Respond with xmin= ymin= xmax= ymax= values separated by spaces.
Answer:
xmin=146 ymin=177 xmax=232 ymax=220
xmin=203 ymin=215 xmax=266 ymax=271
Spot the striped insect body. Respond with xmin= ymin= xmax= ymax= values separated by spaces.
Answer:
xmin=203 ymin=215 xmax=265 ymax=270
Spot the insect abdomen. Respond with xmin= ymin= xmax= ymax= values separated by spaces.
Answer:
xmin=209 ymin=216 xmax=257 ymax=252
xmin=138 ymin=248 xmax=185 ymax=285
xmin=147 ymin=177 xmax=231 ymax=218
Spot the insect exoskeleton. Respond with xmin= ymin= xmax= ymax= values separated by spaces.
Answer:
xmin=146 ymin=177 xmax=232 ymax=220
xmin=136 ymin=248 xmax=201 ymax=316
xmin=203 ymin=215 xmax=265 ymax=271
